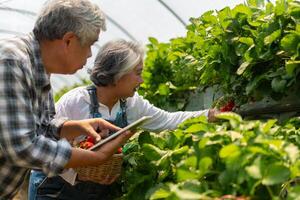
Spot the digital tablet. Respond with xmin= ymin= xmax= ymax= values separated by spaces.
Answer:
xmin=89 ymin=115 xmax=152 ymax=151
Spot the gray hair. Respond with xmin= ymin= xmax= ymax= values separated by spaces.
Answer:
xmin=33 ymin=0 xmax=106 ymax=45
xmin=90 ymin=39 xmax=144 ymax=87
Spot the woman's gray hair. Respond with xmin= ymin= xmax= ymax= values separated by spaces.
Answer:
xmin=90 ymin=39 xmax=144 ymax=87
xmin=33 ymin=0 xmax=106 ymax=45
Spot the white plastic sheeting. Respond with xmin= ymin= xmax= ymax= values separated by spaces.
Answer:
xmin=0 ymin=0 xmax=245 ymax=93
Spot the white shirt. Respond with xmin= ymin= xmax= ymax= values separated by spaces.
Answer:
xmin=56 ymin=86 xmax=208 ymax=184
xmin=55 ymin=86 xmax=208 ymax=132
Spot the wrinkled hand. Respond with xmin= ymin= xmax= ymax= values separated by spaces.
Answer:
xmin=60 ymin=118 xmax=121 ymax=142
xmin=93 ymin=130 xmax=135 ymax=162
xmin=208 ymin=108 xmax=220 ymax=122
xmin=65 ymin=128 xmax=136 ymax=169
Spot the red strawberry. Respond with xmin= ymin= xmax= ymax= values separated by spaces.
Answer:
xmin=220 ymin=100 xmax=235 ymax=112
xmin=79 ymin=141 xmax=94 ymax=149
xmin=220 ymin=106 xmax=228 ymax=112
xmin=117 ymin=147 xmax=122 ymax=154
xmin=86 ymin=136 xmax=95 ymax=144
xmin=83 ymin=141 xmax=94 ymax=149
xmin=226 ymin=100 xmax=235 ymax=110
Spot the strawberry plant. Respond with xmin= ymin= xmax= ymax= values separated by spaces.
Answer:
xmin=113 ymin=113 xmax=300 ymax=199
xmin=139 ymin=0 xmax=300 ymax=110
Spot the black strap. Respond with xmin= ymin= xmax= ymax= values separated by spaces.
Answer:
xmin=120 ymin=98 xmax=128 ymax=127
xmin=86 ymin=85 xmax=128 ymax=127
xmin=86 ymin=85 xmax=101 ymax=118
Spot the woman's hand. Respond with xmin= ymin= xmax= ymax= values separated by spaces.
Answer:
xmin=208 ymin=108 xmax=220 ymax=122
xmin=59 ymin=118 xmax=120 ymax=142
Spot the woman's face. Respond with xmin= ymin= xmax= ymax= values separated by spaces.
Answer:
xmin=115 ymin=62 xmax=144 ymax=98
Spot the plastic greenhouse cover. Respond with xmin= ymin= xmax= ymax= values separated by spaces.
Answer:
xmin=0 ymin=0 xmax=248 ymax=93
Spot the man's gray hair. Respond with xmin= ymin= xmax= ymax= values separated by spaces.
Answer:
xmin=90 ymin=39 xmax=144 ymax=87
xmin=33 ymin=0 xmax=106 ymax=45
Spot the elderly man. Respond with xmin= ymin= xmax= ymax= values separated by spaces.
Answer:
xmin=0 ymin=0 xmax=133 ymax=199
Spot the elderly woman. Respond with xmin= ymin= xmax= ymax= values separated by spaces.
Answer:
xmin=29 ymin=39 xmax=218 ymax=200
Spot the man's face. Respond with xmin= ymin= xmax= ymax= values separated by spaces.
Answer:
xmin=61 ymin=32 xmax=99 ymax=74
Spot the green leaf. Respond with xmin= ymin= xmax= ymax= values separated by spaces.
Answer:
xmin=237 ymin=61 xmax=251 ymax=75
xmin=158 ymin=83 xmax=170 ymax=96
xmin=184 ymin=156 xmax=197 ymax=169
xmin=281 ymin=33 xmax=300 ymax=55
xmin=123 ymin=142 xmax=139 ymax=155
xmin=180 ymin=180 xmax=202 ymax=194
xmin=138 ymin=132 xmax=153 ymax=146
xmin=151 ymin=133 xmax=167 ymax=149
xmin=170 ymin=184 xmax=205 ymax=199
xmin=219 ymin=144 xmax=240 ymax=158
xmin=184 ymin=123 xmax=209 ymax=133
xmin=245 ymin=157 xmax=263 ymax=179
xmin=284 ymin=144 xmax=299 ymax=163
xmin=247 ymin=0 xmax=265 ymax=7
xmin=149 ymin=37 xmax=159 ymax=45
xmin=176 ymin=168 xmax=200 ymax=181
xmin=142 ymin=144 xmax=167 ymax=161
xmin=233 ymin=4 xmax=253 ymax=16
xmin=239 ymin=37 xmax=254 ymax=46
xmin=264 ymin=29 xmax=281 ymax=45
xmin=156 ymin=153 xmax=171 ymax=169
xmin=286 ymin=60 xmax=300 ymax=76
xmin=248 ymin=146 xmax=270 ymax=155
xmin=172 ymin=146 xmax=189 ymax=157
xmin=219 ymin=170 xmax=236 ymax=186
xmin=289 ymin=2 xmax=300 ymax=20
xmin=287 ymin=185 xmax=300 ymax=200
xmin=216 ymin=112 xmax=242 ymax=128
xmin=245 ymin=74 xmax=266 ymax=95
xmin=262 ymin=164 xmax=290 ymax=185
xmin=246 ymin=164 xmax=262 ymax=179
xmin=165 ymin=132 xmax=182 ymax=150
xmin=275 ymin=0 xmax=286 ymax=15
xmin=199 ymin=157 xmax=213 ymax=176
xmin=271 ymin=77 xmax=287 ymax=92
xmin=201 ymin=10 xmax=218 ymax=24
xmin=148 ymin=184 xmax=171 ymax=200
xmin=216 ymin=112 xmax=242 ymax=123
xmin=262 ymin=119 xmax=277 ymax=133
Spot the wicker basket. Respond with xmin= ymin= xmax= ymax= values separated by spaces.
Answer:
xmin=75 ymin=153 xmax=123 ymax=184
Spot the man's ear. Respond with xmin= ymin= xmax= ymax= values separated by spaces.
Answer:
xmin=62 ymin=32 xmax=77 ymax=49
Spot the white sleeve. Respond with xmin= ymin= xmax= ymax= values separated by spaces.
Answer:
xmin=54 ymin=87 xmax=90 ymax=120
xmin=127 ymin=93 xmax=209 ymax=132
xmin=55 ymin=93 xmax=73 ymax=119
xmin=55 ymin=96 xmax=69 ymax=119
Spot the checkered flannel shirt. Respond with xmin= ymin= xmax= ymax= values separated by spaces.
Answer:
xmin=0 ymin=33 xmax=71 ymax=199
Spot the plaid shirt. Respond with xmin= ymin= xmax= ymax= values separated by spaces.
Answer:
xmin=0 ymin=33 xmax=71 ymax=199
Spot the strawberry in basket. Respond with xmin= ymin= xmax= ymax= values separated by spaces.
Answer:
xmin=117 ymin=147 xmax=122 ymax=154
xmin=78 ymin=136 xmax=95 ymax=149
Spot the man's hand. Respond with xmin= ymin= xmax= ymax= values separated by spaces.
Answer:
xmin=93 ymin=130 xmax=134 ymax=159
xmin=65 ymin=129 xmax=135 ymax=169
xmin=60 ymin=118 xmax=121 ymax=142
